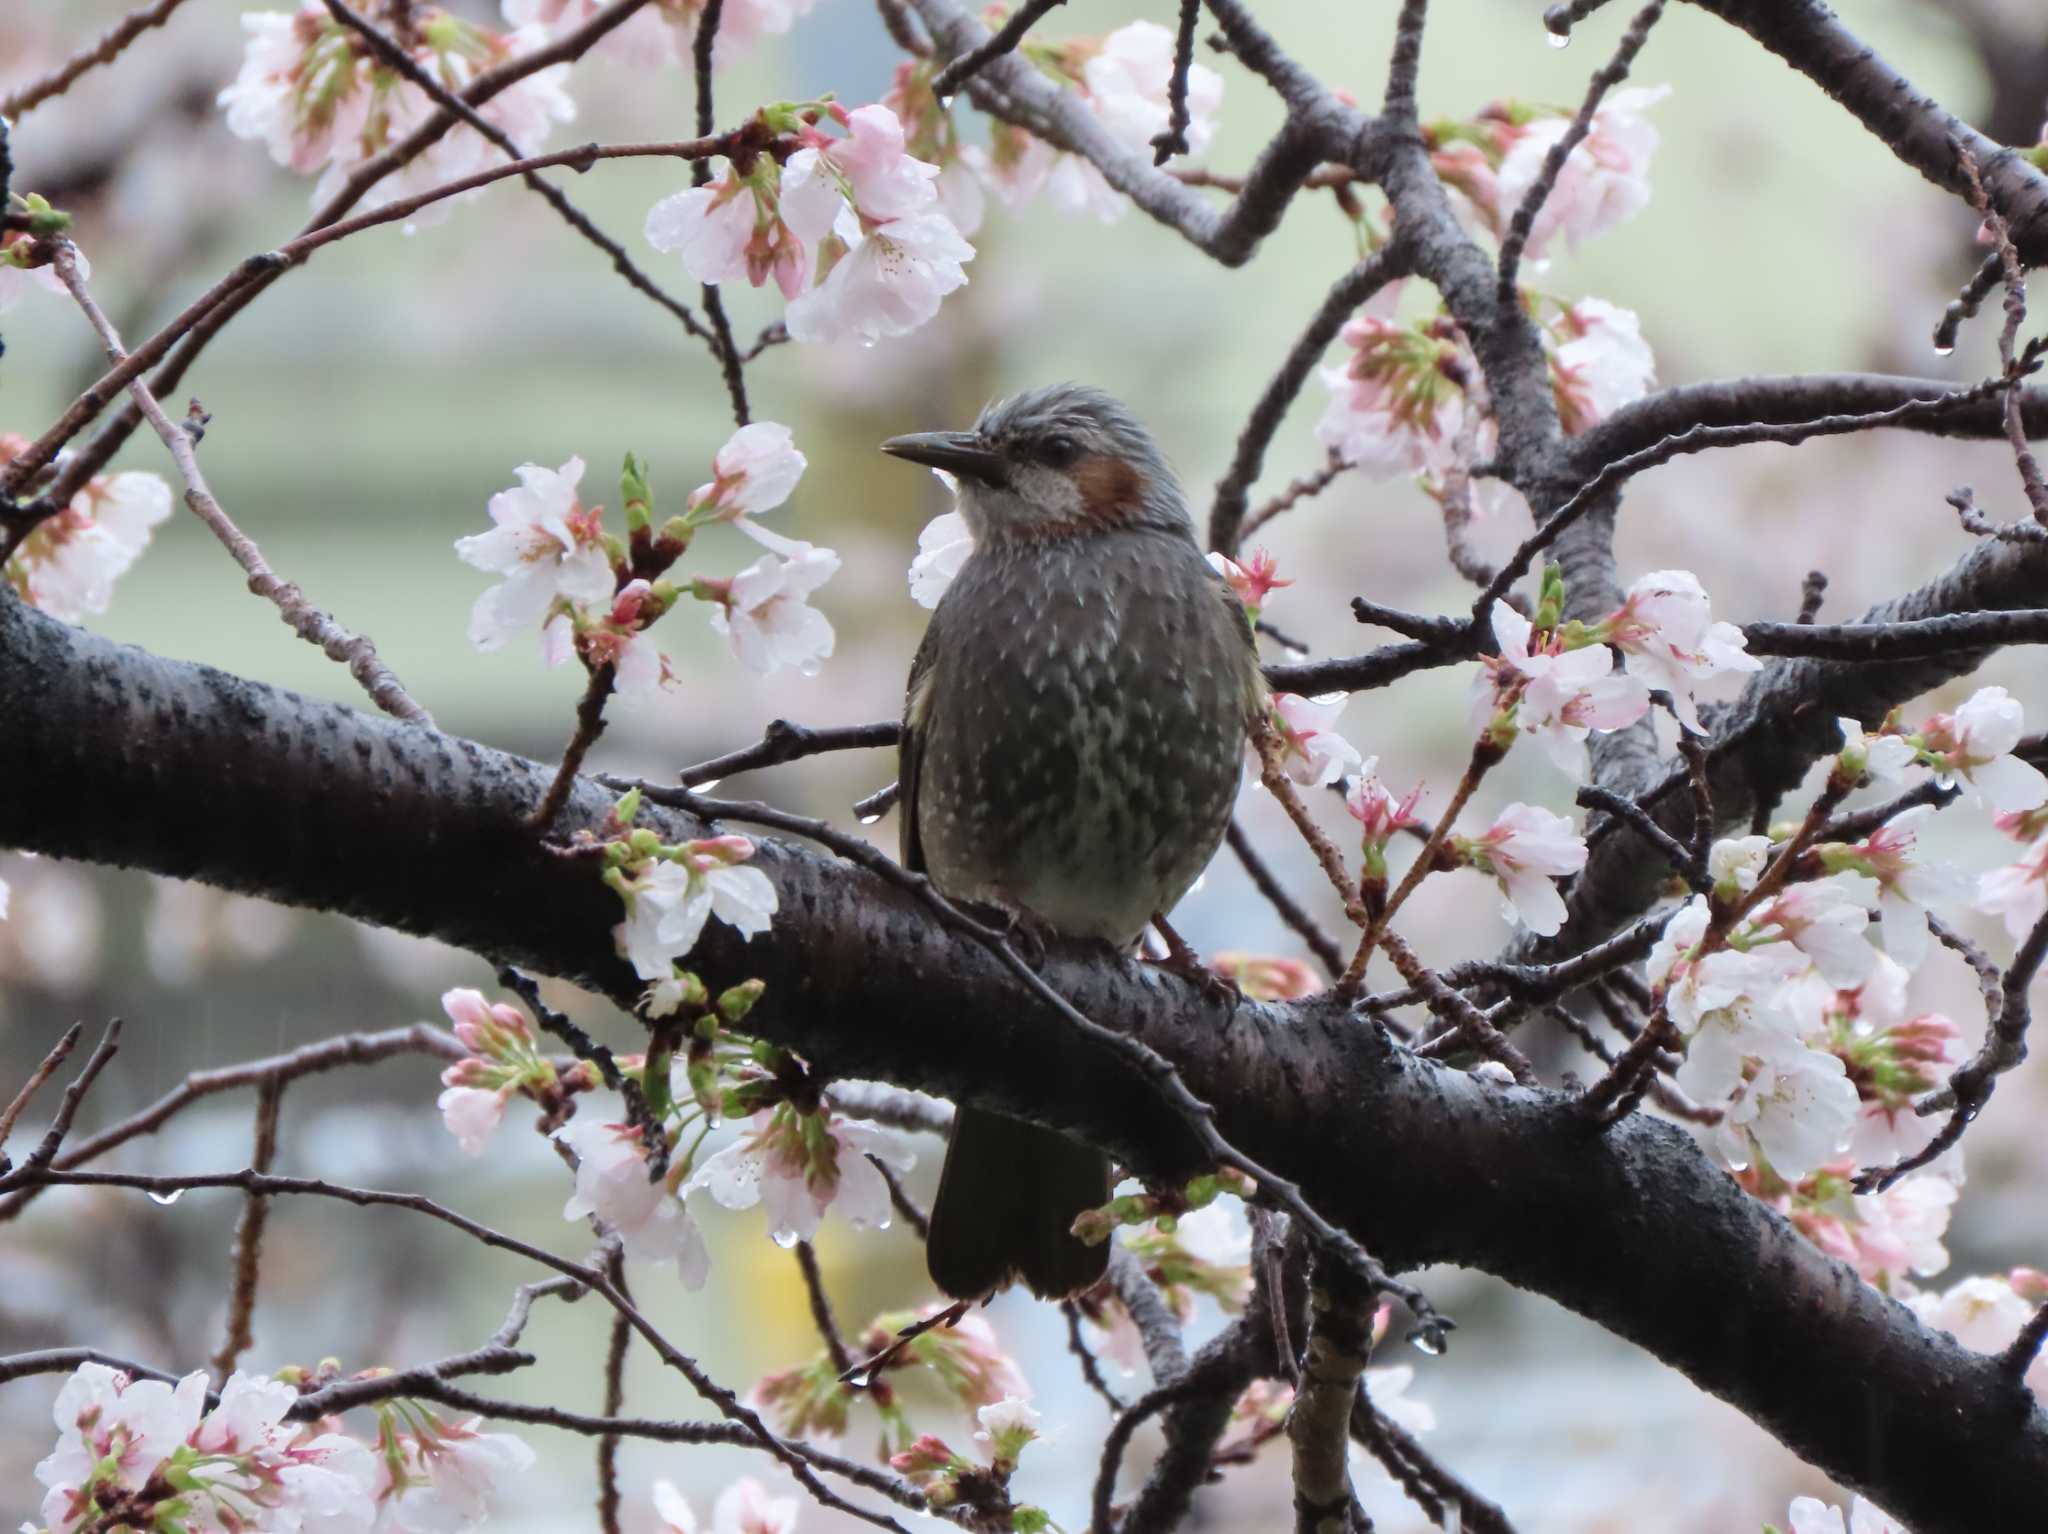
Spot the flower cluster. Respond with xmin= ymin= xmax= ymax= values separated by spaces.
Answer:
xmin=1473 ymin=593 xmax=1650 ymax=779
xmin=755 ymin=1305 xmax=1028 ymax=1450
xmin=3 ymin=433 xmax=172 ymax=623
xmin=889 ymin=1397 xmax=1049 ymax=1528
xmin=1428 ymin=86 xmax=1667 ymax=257
xmin=963 ymin=20 xmax=1224 ymax=224
xmin=1979 ymin=805 xmax=2048 ymax=940
xmin=502 ymin=0 xmax=815 ymax=70
xmin=603 ymin=811 xmax=779 ymax=984
xmin=28 ymin=1362 xmax=532 ymax=1534
xmin=434 ymin=986 xmax=580 ymax=1154
xmin=0 ymin=201 xmax=80 ymax=311
xmin=1206 ymin=548 xmax=1290 ymax=628
xmin=1078 ymin=1197 xmax=1253 ymax=1372
xmin=219 ymin=4 xmax=574 ymax=211
xmin=1264 ymin=692 xmax=1363 ymax=786
xmin=647 ymin=102 xmax=975 ymax=345
xmin=1451 ymin=802 xmax=1589 ymax=936
xmin=689 ymin=1101 xmax=916 ymax=1247
xmin=652 ymin=1474 xmax=800 ymax=1534
xmin=457 ymin=425 xmax=836 ymax=684
xmin=1775 ymin=1493 xmax=1907 ymax=1534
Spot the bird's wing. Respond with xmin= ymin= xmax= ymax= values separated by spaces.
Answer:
xmin=898 ymin=609 xmax=946 ymax=875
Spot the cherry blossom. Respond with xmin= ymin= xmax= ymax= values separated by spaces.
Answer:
xmin=963 ymin=126 xmax=1058 ymax=211
xmin=1210 ymin=951 xmax=1320 ymax=1000
xmin=434 ymin=987 xmax=556 ymax=1155
xmin=1848 ymin=1170 xmax=1958 ymax=1287
xmin=973 ymin=1396 xmax=1042 ymax=1470
xmin=1480 ymin=600 xmax=1651 ymax=778
xmin=1080 ymin=20 xmax=1225 ymax=159
xmin=1207 ymin=548 xmax=1289 ymax=623
xmin=220 ymin=6 xmax=575 ymax=213
xmin=456 ymin=456 xmax=615 ymax=651
xmin=1815 ymin=804 xmax=1969 ymax=969
xmin=1919 ymin=685 xmax=2048 ymax=812
xmin=702 ymin=532 xmax=840 ymax=676
xmin=784 ymin=206 xmax=974 ymax=344
xmin=1345 ymin=758 xmax=1423 ymax=858
xmin=688 ymin=1106 xmax=915 ymax=1245
xmin=652 ymin=1475 xmax=800 ymax=1534
xmin=611 ymin=836 xmax=778 ymax=981
xmin=373 ymin=1410 xmax=535 ymax=1533
xmin=2 ymin=438 xmax=172 ymax=623
xmin=1784 ymin=1494 xmax=1908 ymax=1534
xmin=1495 ymin=85 xmax=1668 ymax=257
xmin=1316 ymin=312 xmax=1466 ymax=478
xmin=1690 ymin=1027 xmax=1859 ymax=1179
xmin=689 ymin=422 xmax=809 ymax=524
xmin=646 ymin=166 xmax=809 ymax=298
xmin=1907 ymin=1271 xmax=2048 ymax=1396
xmin=1753 ymin=875 xmax=1878 ymax=988
xmin=1266 ymin=692 xmax=1363 ymax=785
xmin=1548 ymin=298 xmax=1657 ymax=434
xmin=1601 ymin=568 xmax=1758 ymax=731
xmin=1836 ymin=716 xmax=1917 ymax=785
xmin=1456 ymin=802 xmax=1589 ymax=935
xmin=555 ymin=1112 xmax=710 ymax=1284
xmin=546 ymin=579 xmax=673 ymax=696
xmin=33 ymin=1364 xmax=378 ymax=1534
xmin=502 ymin=0 xmax=816 ymax=68
xmin=909 ymin=504 xmax=974 ymax=609
xmin=1044 ymin=153 xmax=1128 ymax=222
xmin=1648 ymin=895 xmax=1803 ymax=1034
xmin=1978 ymin=825 xmax=2048 ymax=940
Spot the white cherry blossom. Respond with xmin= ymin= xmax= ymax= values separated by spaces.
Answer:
xmin=456 ymin=457 xmax=614 ymax=650
xmin=1459 ymin=802 xmax=1588 ymax=935
xmin=555 ymin=1113 xmax=710 ymax=1284
xmin=4 ymin=459 xmax=172 ymax=623
xmin=707 ymin=531 xmax=840 ymax=676
xmin=1921 ymin=685 xmax=2048 ymax=812
xmin=1821 ymin=804 xmax=1969 ymax=969
xmin=1549 ymin=298 xmax=1657 ymax=433
xmin=375 ymin=1415 xmax=535 ymax=1533
xmin=1486 ymin=600 xmax=1650 ymax=778
xmin=1755 ymin=875 xmax=1878 ymax=988
xmin=1268 ymin=693 xmax=1363 ymax=786
xmin=690 ymin=1109 xmax=914 ymax=1245
xmin=784 ymin=206 xmax=974 ymax=344
xmin=1979 ymin=831 xmax=2048 ymax=940
xmin=1081 ymin=20 xmax=1225 ymax=158
xmin=909 ymin=504 xmax=974 ymax=608
xmin=1496 ymin=85 xmax=1668 ymax=257
xmin=1605 ymin=568 xmax=1758 ymax=731
xmin=690 ymin=422 xmax=809 ymax=522
xmin=613 ymin=838 xmax=778 ymax=981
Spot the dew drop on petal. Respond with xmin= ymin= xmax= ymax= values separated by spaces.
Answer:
xmin=148 ymin=1188 xmax=185 ymax=1206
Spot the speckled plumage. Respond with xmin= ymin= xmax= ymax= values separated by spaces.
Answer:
xmin=888 ymin=384 xmax=1264 ymax=1300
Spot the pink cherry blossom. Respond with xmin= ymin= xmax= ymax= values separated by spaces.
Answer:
xmin=1693 ymin=1029 xmax=1859 ymax=1179
xmin=3 ymin=435 xmax=172 ymax=623
xmin=1315 ymin=313 xmax=1466 ymax=479
xmin=689 ymin=422 xmax=809 ymax=521
xmin=373 ymin=1411 xmax=535 ymax=1533
xmin=654 ymin=1475 xmax=802 ymax=1534
xmin=704 ymin=533 xmax=840 ymax=675
xmin=1268 ymin=693 xmax=1363 ymax=785
xmin=1920 ymin=685 xmax=2048 ymax=812
xmin=1908 ymin=1271 xmax=2048 ymax=1397
xmin=436 ymin=1084 xmax=511 ymax=1155
xmin=1818 ymin=804 xmax=1970 ymax=969
xmin=783 ymin=206 xmax=975 ymax=344
xmin=555 ymin=1112 xmax=710 ymax=1284
xmin=1495 ymin=84 xmax=1668 ymax=257
xmin=1044 ymin=152 xmax=1128 ymax=222
xmin=688 ymin=1107 xmax=915 ymax=1245
xmin=35 ymin=1364 xmax=204 ymax=1523
xmin=782 ymin=104 xmax=942 ymax=228
xmin=1648 ymin=896 xmax=1804 ymax=1034
xmin=1081 ymin=20 xmax=1225 ymax=158
xmin=1754 ymin=875 xmax=1878 ymax=988
xmin=909 ymin=503 xmax=974 ymax=609
xmin=1603 ymin=568 xmax=1758 ymax=732
xmin=1978 ymin=832 xmax=2048 ymax=940
xmin=1848 ymin=1171 xmax=1957 ymax=1287
xmin=456 ymin=457 xmax=615 ymax=651
xmin=1345 ymin=758 xmax=1423 ymax=846
xmin=1483 ymin=600 xmax=1651 ymax=778
xmin=963 ymin=126 xmax=1057 ymax=210
xmin=1207 ymin=548 xmax=1289 ymax=621
xmin=1210 ymin=952 xmax=1321 ymax=1000
xmin=1549 ymin=298 xmax=1657 ymax=434
xmin=1458 ymin=802 xmax=1589 ymax=935
xmin=503 ymin=0 xmax=817 ymax=68
xmin=646 ymin=168 xmax=808 ymax=298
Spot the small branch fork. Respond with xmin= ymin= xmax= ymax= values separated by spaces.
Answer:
xmin=0 ymin=0 xmax=192 ymax=118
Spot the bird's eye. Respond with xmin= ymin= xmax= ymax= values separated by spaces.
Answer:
xmin=1038 ymin=434 xmax=1079 ymax=466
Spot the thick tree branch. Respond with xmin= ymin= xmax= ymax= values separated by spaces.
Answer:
xmin=1 ymin=592 xmax=2044 ymax=1530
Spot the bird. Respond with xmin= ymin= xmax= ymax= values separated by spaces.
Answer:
xmin=880 ymin=383 xmax=1266 ymax=1301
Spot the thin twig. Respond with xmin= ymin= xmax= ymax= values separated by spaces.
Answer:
xmin=1240 ymin=454 xmax=1348 ymax=541
xmin=930 ymin=0 xmax=1066 ymax=99
xmin=1497 ymin=0 xmax=1669 ymax=300
xmin=1576 ymin=784 xmax=1707 ymax=892
xmin=677 ymin=720 xmax=901 ymax=789
xmin=209 ymin=1078 xmax=284 ymax=1387
xmin=0 ymin=1023 xmax=83 ymax=1161
xmin=1062 ymin=1301 xmax=1128 ymax=1411
xmin=1226 ymin=820 xmax=1346 ymax=978
xmin=795 ymin=1240 xmax=854 ymax=1375
xmin=1150 ymin=0 xmax=1202 ymax=165
xmin=532 ymin=663 xmax=619 ymax=832
xmin=21 ymin=1021 xmax=123 ymax=1174
xmin=48 ymin=243 xmax=433 ymax=725
xmin=597 ymin=1249 xmax=631 ymax=1534
xmin=0 ymin=0 xmax=192 ymax=117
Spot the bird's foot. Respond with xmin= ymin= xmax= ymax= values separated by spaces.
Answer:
xmin=1144 ymin=912 xmax=1240 ymax=1006
xmin=967 ymin=897 xmax=1057 ymax=970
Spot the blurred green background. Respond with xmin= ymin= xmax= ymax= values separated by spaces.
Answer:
xmin=4 ymin=1 xmax=2047 ymax=1528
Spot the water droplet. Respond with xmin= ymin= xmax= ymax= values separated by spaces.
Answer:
xmin=1405 ymin=1322 xmax=1447 ymax=1356
xmin=771 ymin=1227 xmax=799 ymax=1249
xmin=1932 ymin=341 xmax=1955 ymax=357
xmin=934 ymin=92 xmax=954 ymax=111
xmin=1542 ymin=5 xmax=1573 ymax=47
xmin=148 ymin=1188 xmax=184 ymax=1206
xmin=696 ymin=777 xmax=722 ymax=793
xmin=845 ymin=1368 xmax=873 ymax=1390
xmin=1284 ymin=644 xmax=1310 ymax=660
xmin=859 ymin=812 xmax=884 ymax=825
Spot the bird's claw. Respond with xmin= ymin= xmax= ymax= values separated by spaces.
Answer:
xmin=1145 ymin=913 xmax=1241 ymax=1006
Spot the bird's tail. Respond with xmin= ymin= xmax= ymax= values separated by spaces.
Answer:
xmin=926 ymin=1105 xmax=1111 ymax=1300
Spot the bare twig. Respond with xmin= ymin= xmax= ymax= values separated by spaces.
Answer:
xmin=21 ymin=1021 xmax=123 ymax=1174
xmin=532 ymin=664 xmax=619 ymax=832
xmin=209 ymin=1079 xmax=285 ymax=1387
xmin=1240 ymin=454 xmax=1349 ymax=541
xmin=677 ymin=720 xmax=902 ymax=789
xmin=1497 ymin=0 xmax=1668 ymax=300
xmin=1576 ymin=784 xmax=1707 ymax=892
xmin=48 ymin=243 xmax=433 ymax=725
xmin=597 ymin=1249 xmax=631 ymax=1534
xmin=0 ymin=1023 xmax=83 ymax=1161
xmin=0 ymin=0 xmax=192 ymax=117
xmin=930 ymin=0 xmax=1066 ymax=99
xmin=1150 ymin=0 xmax=1202 ymax=165
xmin=1062 ymin=1300 xmax=1128 ymax=1411
xmin=795 ymin=1240 xmax=853 ymax=1375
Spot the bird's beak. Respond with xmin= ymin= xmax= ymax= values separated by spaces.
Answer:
xmin=881 ymin=430 xmax=1007 ymax=488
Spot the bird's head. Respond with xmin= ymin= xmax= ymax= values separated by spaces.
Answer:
xmin=881 ymin=383 xmax=1192 ymax=545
